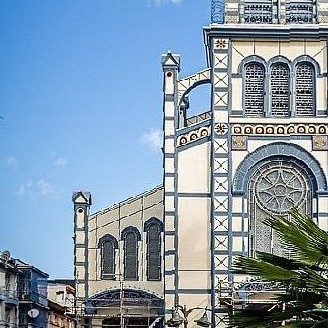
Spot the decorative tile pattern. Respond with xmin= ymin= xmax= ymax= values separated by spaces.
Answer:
xmin=232 ymin=136 xmax=247 ymax=150
xmin=313 ymin=135 xmax=328 ymax=150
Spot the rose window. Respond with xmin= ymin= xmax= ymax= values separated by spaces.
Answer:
xmin=255 ymin=162 xmax=307 ymax=214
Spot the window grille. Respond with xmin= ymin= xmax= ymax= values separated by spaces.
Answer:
xmin=249 ymin=160 xmax=311 ymax=256
xmin=124 ymin=232 xmax=138 ymax=280
xmin=102 ymin=241 xmax=115 ymax=279
xmin=244 ymin=0 xmax=273 ymax=23
xmin=271 ymin=63 xmax=290 ymax=117
xmin=99 ymin=234 xmax=117 ymax=279
xmin=147 ymin=224 xmax=161 ymax=281
xmin=244 ymin=63 xmax=265 ymax=116
xmin=295 ymin=63 xmax=315 ymax=116
xmin=286 ymin=0 xmax=314 ymax=23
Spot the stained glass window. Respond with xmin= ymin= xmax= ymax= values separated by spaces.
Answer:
xmin=244 ymin=63 xmax=265 ymax=116
xmin=295 ymin=63 xmax=315 ymax=116
xmin=271 ymin=63 xmax=290 ymax=117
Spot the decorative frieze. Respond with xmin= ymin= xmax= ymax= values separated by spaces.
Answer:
xmin=177 ymin=126 xmax=210 ymax=146
xmin=232 ymin=123 xmax=328 ymax=136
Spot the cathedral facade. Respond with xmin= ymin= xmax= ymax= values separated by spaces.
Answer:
xmin=73 ymin=1 xmax=328 ymax=327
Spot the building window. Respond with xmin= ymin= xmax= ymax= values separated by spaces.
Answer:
xmin=286 ymin=0 xmax=315 ymax=23
xmin=122 ymin=227 xmax=140 ymax=281
xmin=145 ymin=218 xmax=163 ymax=281
xmin=295 ymin=62 xmax=315 ymax=116
xmin=249 ymin=160 xmax=312 ymax=257
xmin=244 ymin=62 xmax=265 ymax=117
xmin=270 ymin=63 xmax=290 ymax=117
xmin=98 ymin=234 xmax=118 ymax=279
xmin=244 ymin=0 xmax=273 ymax=23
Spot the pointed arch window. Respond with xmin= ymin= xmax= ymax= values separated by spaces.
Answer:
xmin=270 ymin=63 xmax=290 ymax=117
xmin=122 ymin=227 xmax=140 ymax=281
xmin=244 ymin=62 xmax=265 ymax=117
xmin=144 ymin=218 xmax=163 ymax=281
xmin=98 ymin=234 xmax=118 ymax=280
xmin=295 ymin=62 xmax=315 ymax=116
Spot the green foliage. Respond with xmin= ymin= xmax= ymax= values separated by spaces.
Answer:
xmin=231 ymin=209 xmax=328 ymax=328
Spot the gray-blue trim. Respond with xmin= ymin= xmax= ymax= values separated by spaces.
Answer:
xmin=165 ymin=173 xmax=175 ymax=177
xmin=165 ymin=94 xmax=175 ymax=101
xmin=144 ymin=217 xmax=164 ymax=232
xmin=121 ymin=226 xmax=142 ymax=241
xmin=177 ymin=192 xmax=211 ymax=198
xmin=204 ymin=25 xmax=328 ymax=39
xmin=165 ymin=231 xmax=175 ymax=236
xmin=233 ymin=142 xmax=328 ymax=194
xmin=98 ymin=234 xmax=118 ymax=248
xmin=165 ymin=250 xmax=176 ymax=255
xmin=165 ymin=211 xmax=175 ymax=216
xmin=165 ymin=289 xmax=211 ymax=294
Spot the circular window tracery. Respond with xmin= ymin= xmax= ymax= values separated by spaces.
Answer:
xmin=254 ymin=162 xmax=308 ymax=214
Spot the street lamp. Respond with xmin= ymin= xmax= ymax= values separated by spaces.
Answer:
xmin=166 ymin=305 xmax=211 ymax=328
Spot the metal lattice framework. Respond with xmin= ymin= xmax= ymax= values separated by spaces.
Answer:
xmin=244 ymin=63 xmax=265 ymax=116
xmin=286 ymin=0 xmax=314 ymax=23
xmin=296 ymin=63 xmax=315 ymax=116
xmin=244 ymin=0 xmax=273 ymax=23
xmin=271 ymin=63 xmax=290 ymax=117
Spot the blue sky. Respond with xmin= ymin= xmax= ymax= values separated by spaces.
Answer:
xmin=0 ymin=0 xmax=211 ymax=278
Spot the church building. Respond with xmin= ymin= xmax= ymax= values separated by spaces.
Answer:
xmin=73 ymin=0 xmax=328 ymax=327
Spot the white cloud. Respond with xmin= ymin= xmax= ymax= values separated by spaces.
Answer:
xmin=16 ymin=179 xmax=60 ymax=199
xmin=37 ymin=179 xmax=59 ymax=197
xmin=17 ymin=179 xmax=33 ymax=196
xmin=54 ymin=157 xmax=67 ymax=167
xmin=148 ymin=0 xmax=181 ymax=6
xmin=140 ymin=128 xmax=162 ymax=152
xmin=6 ymin=155 xmax=18 ymax=169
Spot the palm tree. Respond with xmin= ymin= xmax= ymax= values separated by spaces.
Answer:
xmin=231 ymin=208 xmax=328 ymax=328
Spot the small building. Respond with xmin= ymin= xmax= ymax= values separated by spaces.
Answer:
xmin=0 ymin=250 xmax=20 ymax=328
xmin=47 ymin=279 xmax=75 ymax=328
xmin=16 ymin=259 xmax=49 ymax=328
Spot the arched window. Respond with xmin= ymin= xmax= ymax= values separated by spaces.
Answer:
xmin=244 ymin=62 xmax=265 ymax=117
xmin=295 ymin=62 xmax=315 ymax=116
xmin=270 ymin=63 xmax=290 ymax=117
xmin=121 ymin=227 xmax=140 ymax=281
xmin=144 ymin=218 xmax=163 ymax=281
xmin=249 ymin=160 xmax=312 ymax=257
xmin=286 ymin=0 xmax=315 ymax=23
xmin=98 ymin=234 xmax=118 ymax=280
